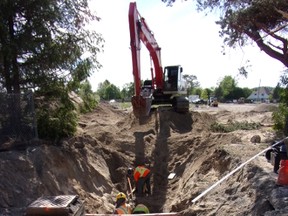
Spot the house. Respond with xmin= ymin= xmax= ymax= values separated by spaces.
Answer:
xmin=247 ymin=87 xmax=271 ymax=102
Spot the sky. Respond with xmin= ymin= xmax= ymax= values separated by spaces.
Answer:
xmin=88 ymin=0 xmax=286 ymax=91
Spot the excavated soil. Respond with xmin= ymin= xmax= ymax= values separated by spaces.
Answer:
xmin=0 ymin=102 xmax=284 ymax=215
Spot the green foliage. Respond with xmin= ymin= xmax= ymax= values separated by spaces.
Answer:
xmin=183 ymin=74 xmax=200 ymax=95
xmin=204 ymin=88 xmax=213 ymax=98
xmin=196 ymin=0 xmax=288 ymax=68
xmin=211 ymin=121 xmax=261 ymax=133
xmin=242 ymin=87 xmax=253 ymax=99
xmin=214 ymin=76 xmax=251 ymax=101
xmin=0 ymin=0 xmax=103 ymax=93
xmin=35 ymin=84 xmax=78 ymax=142
xmin=97 ymin=80 xmax=121 ymax=100
xmin=272 ymin=83 xmax=283 ymax=102
xmin=119 ymin=102 xmax=132 ymax=109
xmin=74 ymin=80 xmax=98 ymax=113
xmin=214 ymin=86 xmax=224 ymax=101
xmin=201 ymin=89 xmax=208 ymax=99
xmin=272 ymin=76 xmax=288 ymax=135
xmin=227 ymin=87 xmax=243 ymax=101
xmin=0 ymin=0 xmax=104 ymax=141
xmin=191 ymin=87 xmax=203 ymax=97
xmin=219 ymin=76 xmax=237 ymax=98
xmin=272 ymin=103 xmax=288 ymax=131
xmin=121 ymin=82 xmax=135 ymax=100
xmin=37 ymin=107 xmax=78 ymax=143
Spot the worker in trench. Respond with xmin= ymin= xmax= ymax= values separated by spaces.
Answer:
xmin=113 ymin=192 xmax=150 ymax=214
xmin=132 ymin=203 xmax=150 ymax=214
xmin=113 ymin=192 xmax=132 ymax=214
xmin=127 ymin=163 xmax=151 ymax=196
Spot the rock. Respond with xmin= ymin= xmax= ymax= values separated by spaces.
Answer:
xmin=74 ymin=142 xmax=85 ymax=149
xmin=251 ymin=135 xmax=261 ymax=143
xmin=268 ymin=187 xmax=288 ymax=210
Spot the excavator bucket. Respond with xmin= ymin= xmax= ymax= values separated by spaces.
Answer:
xmin=131 ymin=95 xmax=152 ymax=117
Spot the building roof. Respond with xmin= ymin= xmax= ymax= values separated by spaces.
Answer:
xmin=247 ymin=87 xmax=271 ymax=100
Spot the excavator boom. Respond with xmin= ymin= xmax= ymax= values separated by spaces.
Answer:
xmin=129 ymin=2 xmax=163 ymax=95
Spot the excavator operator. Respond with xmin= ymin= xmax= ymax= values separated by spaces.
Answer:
xmin=132 ymin=165 xmax=151 ymax=196
xmin=113 ymin=192 xmax=132 ymax=214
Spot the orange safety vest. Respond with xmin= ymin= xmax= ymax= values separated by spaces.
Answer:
xmin=133 ymin=166 xmax=150 ymax=182
xmin=115 ymin=203 xmax=132 ymax=214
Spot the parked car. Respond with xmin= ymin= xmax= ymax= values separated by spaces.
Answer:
xmin=192 ymin=98 xmax=207 ymax=105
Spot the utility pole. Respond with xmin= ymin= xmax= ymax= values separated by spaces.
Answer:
xmin=257 ymin=79 xmax=261 ymax=102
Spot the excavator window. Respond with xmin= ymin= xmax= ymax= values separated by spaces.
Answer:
xmin=164 ymin=66 xmax=178 ymax=91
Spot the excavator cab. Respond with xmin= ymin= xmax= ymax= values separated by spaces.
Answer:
xmin=163 ymin=65 xmax=185 ymax=92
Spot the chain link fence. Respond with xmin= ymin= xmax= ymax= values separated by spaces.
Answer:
xmin=0 ymin=91 xmax=38 ymax=145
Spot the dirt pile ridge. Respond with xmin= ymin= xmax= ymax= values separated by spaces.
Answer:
xmin=0 ymin=102 xmax=286 ymax=215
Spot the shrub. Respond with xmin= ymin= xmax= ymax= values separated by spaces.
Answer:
xmin=35 ymin=88 xmax=78 ymax=143
xmin=211 ymin=121 xmax=261 ymax=133
xmin=272 ymin=103 xmax=288 ymax=136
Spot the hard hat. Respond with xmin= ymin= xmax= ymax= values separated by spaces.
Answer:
xmin=116 ymin=192 xmax=126 ymax=201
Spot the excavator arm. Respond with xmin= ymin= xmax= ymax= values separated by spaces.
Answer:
xmin=128 ymin=2 xmax=163 ymax=96
xmin=128 ymin=2 xmax=165 ymax=117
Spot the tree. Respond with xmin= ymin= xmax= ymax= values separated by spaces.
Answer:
xmin=0 ymin=0 xmax=103 ymax=93
xmin=183 ymin=74 xmax=200 ymax=95
xmin=202 ymin=0 xmax=288 ymax=67
xmin=191 ymin=87 xmax=203 ymax=97
xmin=272 ymin=83 xmax=283 ymax=102
xmin=36 ymin=86 xmax=78 ymax=141
xmin=162 ymin=0 xmax=288 ymax=133
xmin=242 ymin=87 xmax=253 ymax=99
xmin=121 ymin=82 xmax=134 ymax=100
xmin=201 ymin=89 xmax=208 ymax=100
xmin=204 ymin=88 xmax=213 ymax=100
xmin=219 ymin=75 xmax=237 ymax=100
xmin=0 ymin=0 xmax=103 ymax=141
xmin=214 ymin=86 xmax=224 ymax=101
xmin=162 ymin=0 xmax=288 ymax=68
xmin=228 ymin=87 xmax=245 ymax=100
xmin=273 ymin=71 xmax=288 ymax=135
xmin=97 ymin=80 xmax=121 ymax=100
xmin=77 ymin=80 xmax=98 ymax=113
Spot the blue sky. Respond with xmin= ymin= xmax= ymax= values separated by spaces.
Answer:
xmin=88 ymin=0 xmax=286 ymax=91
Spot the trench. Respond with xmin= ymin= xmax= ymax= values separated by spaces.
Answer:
xmin=107 ymin=107 xmax=276 ymax=215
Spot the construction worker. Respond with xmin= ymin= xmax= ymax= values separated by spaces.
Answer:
xmin=265 ymin=140 xmax=288 ymax=173
xmin=113 ymin=192 xmax=132 ymax=214
xmin=133 ymin=203 xmax=150 ymax=214
xmin=133 ymin=165 xmax=151 ymax=196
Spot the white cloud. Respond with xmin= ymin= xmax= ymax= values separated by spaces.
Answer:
xmin=88 ymin=0 xmax=285 ymax=91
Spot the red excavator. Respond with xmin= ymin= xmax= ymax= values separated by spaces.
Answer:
xmin=128 ymin=2 xmax=189 ymax=117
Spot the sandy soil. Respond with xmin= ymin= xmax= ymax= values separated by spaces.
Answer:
xmin=0 ymin=102 xmax=285 ymax=216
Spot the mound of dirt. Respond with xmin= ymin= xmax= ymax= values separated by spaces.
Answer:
xmin=252 ymin=103 xmax=278 ymax=112
xmin=0 ymin=102 xmax=287 ymax=216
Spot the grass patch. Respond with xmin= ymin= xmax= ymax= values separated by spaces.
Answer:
xmin=119 ymin=102 xmax=132 ymax=109
xmin=210 ymin=120 xmax=261 ymax=133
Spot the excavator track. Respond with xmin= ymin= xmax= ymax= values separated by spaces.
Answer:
xmin=173 ymin=96 xmax=190 ymax=113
